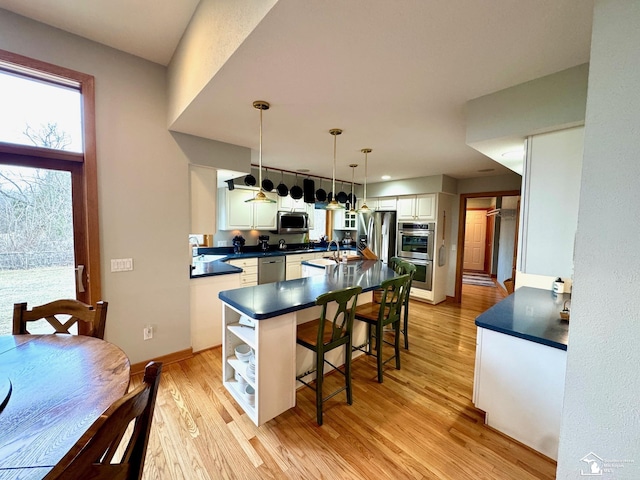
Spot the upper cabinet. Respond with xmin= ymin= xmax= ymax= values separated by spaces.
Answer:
xmin=518 ymin=127 xmax=583 ymax=278
xmin=277 ymin=195 xmax=307 ymax=212
xmin=218 ymin=187 xmax=277 ymax=230
xmin=190 ymin=165 xmax=216 ymax=233
xmin=333 ymin=209 xmax=357 ymax=230
xmin=397 ymin=194 xmax=435 ymax=221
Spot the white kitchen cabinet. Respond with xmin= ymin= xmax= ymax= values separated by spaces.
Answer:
xmin=226 ymin=257 xmax=258 ymax=287
xmin=397 ymin=194 xmax=435 ymax=221
xmin=190 ymin=165 xmax=216 ymax=234
xmin=277 ymin=195 xmax=307 ymax=212
xmin=218 ymin=187 xmax=277 ymax=230
xmin=190 ymin=273 xmax=240 ymax=352
xmin=474 ymin=327 xmax=566 ymax=460
xmin=376 ymin=197 xmax=397 ymax=211
xmin=222 ymin=305 xmax=297 ymax=426
xmin=285 ymin=252 xmax=323 ymax=280
xmin=333 ymin=209 xmax=357 ymax=230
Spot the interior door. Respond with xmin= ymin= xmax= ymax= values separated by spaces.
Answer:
xmin=464 ymin=209 xmax=487 ymax=271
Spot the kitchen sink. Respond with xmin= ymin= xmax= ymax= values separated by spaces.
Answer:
xmin=192 ymin=254 xmax=226 ymax=264
xmin=306 ymin=258 xmax=338 ymax=267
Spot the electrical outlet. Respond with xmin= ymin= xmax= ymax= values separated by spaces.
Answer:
xmin=217 ymin=241 xmax=227 ymax=247
xmin=143 ymin=325 xmax=153 ymax=340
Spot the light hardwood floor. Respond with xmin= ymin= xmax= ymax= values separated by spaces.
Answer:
xmin=131 ymin=284 xmax=556 ymax=479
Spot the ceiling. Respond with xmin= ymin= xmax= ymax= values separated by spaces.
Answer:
xmin=0 ymin=0 xmax=595 ymax=184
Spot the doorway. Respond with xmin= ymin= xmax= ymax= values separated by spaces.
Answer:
xmin=454 ymin=190 xmax=520 ymax=303
xmin=0 ymin=49 xmax=100 ymax=334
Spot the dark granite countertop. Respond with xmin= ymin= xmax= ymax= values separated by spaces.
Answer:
xmin=190 ymin=260 xmax=243 ymax=278
xmin=475 ymin=287 xmax=570 ymax=350
xmin=190 ymin=245 xmax=358 ymax=279
xmin=218 ymin=260 xmax=396 ymax=320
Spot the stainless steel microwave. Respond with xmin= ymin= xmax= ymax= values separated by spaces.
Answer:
xmin=276 ymin=211 xmax=309 ymax=234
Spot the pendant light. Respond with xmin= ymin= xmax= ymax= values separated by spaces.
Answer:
xmin=325 ymin=128 xmax=344 ymax=210
xmin=246 ymin=100 xmax=276 ymax=204
xmin=348 ymin=163 xmax=358 ymax=213
xmin=358 ymin=148 xmax=372 ymax=212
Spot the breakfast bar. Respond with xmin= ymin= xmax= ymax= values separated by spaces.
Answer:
xmin=218 ymin=260 xmax=397 ymax=426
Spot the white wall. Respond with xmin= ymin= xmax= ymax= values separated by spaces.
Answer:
xmin=167 ymin=0 xmax=278 ymax=126
xmin=0 ymin=9 xmax=192 ymax=364
xmin=557 ymin=1 xmax=640 ymax=477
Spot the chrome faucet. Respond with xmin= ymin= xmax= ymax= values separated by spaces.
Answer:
xmin=327 ymin=239 xmax=340 ymax=261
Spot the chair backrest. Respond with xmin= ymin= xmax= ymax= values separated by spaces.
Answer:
xmin=13 ymin=299 xmax=108 ymax=339
xmin=378 ymin=274 xmax=411 ymax=322
xmin=315 ymin=286 xmax=363 ymax=346
xmin=44 ymin=362 xmax=163 ymax=480
xmin=397 ymin=260 xmax=416 ymax=302
xmin=388 ymin=257 xmax=405 ymax=275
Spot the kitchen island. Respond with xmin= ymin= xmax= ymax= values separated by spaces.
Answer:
xmin=218 ymin=260 xmax=397 ymax=426
xmin=473 ymin=287 xmax=570 ymax=460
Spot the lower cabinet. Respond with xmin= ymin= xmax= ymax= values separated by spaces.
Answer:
xmin=190 ymin=273 xmax=240 ymax=352
xmin=226 ymin=258 xmax=258 ymax=286
xmin=285 ymin=252 xmax=323 ymax=280
xmin=473 ymin=327 xmax=566 ymax=460
xmin=222 ymin=305 xmax=297 ymax=426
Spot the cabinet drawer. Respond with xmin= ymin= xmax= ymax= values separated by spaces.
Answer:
xmin=240 ymin=273 xmax=258 ymax=286
xmin=286 ymin=253 xmax=316 ymax=264
xmin=228 ymin=258 xmax=258 ymax=269
xmin=240 ymin=265 xmax=258 ymax=275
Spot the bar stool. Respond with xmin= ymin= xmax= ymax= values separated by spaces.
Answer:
xmin=352 ymin=274 xmax=410 ymax=383
xmin=296 ymin=285 xmax=362 ymax=425
xmin=397 ymin=260 xmax=416 ymax=350
xmin=385 ymin=258 xmax=416 ymax=349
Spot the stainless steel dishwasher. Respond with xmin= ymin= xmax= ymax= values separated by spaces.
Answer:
xmin=258 ymin=256 xmax=286 ymax=284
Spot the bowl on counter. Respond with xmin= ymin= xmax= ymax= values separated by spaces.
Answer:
xmin=234 ymin=344 xmax=253 ymax=362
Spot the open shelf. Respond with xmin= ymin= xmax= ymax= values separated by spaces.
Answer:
xmin=227 ymin=324 xmax=256 ymax=348
xmin=227 ymin=357 xmax=256 ymax=388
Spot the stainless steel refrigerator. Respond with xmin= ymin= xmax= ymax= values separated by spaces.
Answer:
xmin=357 ymin=210 xmax=397 ymax=264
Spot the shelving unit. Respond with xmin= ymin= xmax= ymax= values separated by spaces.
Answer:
xmin=221 ymin=304 xmax=297 ymax=426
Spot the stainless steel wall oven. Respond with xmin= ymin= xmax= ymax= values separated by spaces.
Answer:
xmin=397 ymin=222 xmax=435 ymax=291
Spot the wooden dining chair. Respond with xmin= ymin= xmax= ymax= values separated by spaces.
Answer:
xmin=13 ymin=299 xmax=108 ymax=339
xmin=44 ymin=361 xmax=163 ymax=480
xmin=296 ymin=285 xmax=362 ymax=425
xmin=352 ymin=274 xmax=410 ymax=383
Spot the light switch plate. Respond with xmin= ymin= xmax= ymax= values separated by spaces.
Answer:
xmin=111 ymin=258 xmax=134 ymax=272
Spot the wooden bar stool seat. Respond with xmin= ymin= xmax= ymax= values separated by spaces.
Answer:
xmin=296 ymin=285 xmax=362 ymax=426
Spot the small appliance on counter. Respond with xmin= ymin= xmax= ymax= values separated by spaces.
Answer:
xmin=259 ymin=235 xmax=270 ymax=252
xmin=232 ymin=235 xmax=245 ymax=254
xmin=278 ymin=239 xmax=287 ymax=250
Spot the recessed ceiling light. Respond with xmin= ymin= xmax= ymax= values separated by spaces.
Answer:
xmin=381 ymin=175 xmax=391 ymax=180
xmin=501 ymin=149 xmax=525 ymax=160
xmin=296 ymin=168 xmax=310 ymax=173
xmin=477 ymin=168 xmax=495 ymax=173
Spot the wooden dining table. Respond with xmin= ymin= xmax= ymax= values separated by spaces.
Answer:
xmin=0 ymin=334 xmax=130 ymax=479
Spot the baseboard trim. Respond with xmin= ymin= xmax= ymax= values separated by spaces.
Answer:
xmin=130 ymin=348 xmax=193 ymax=376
